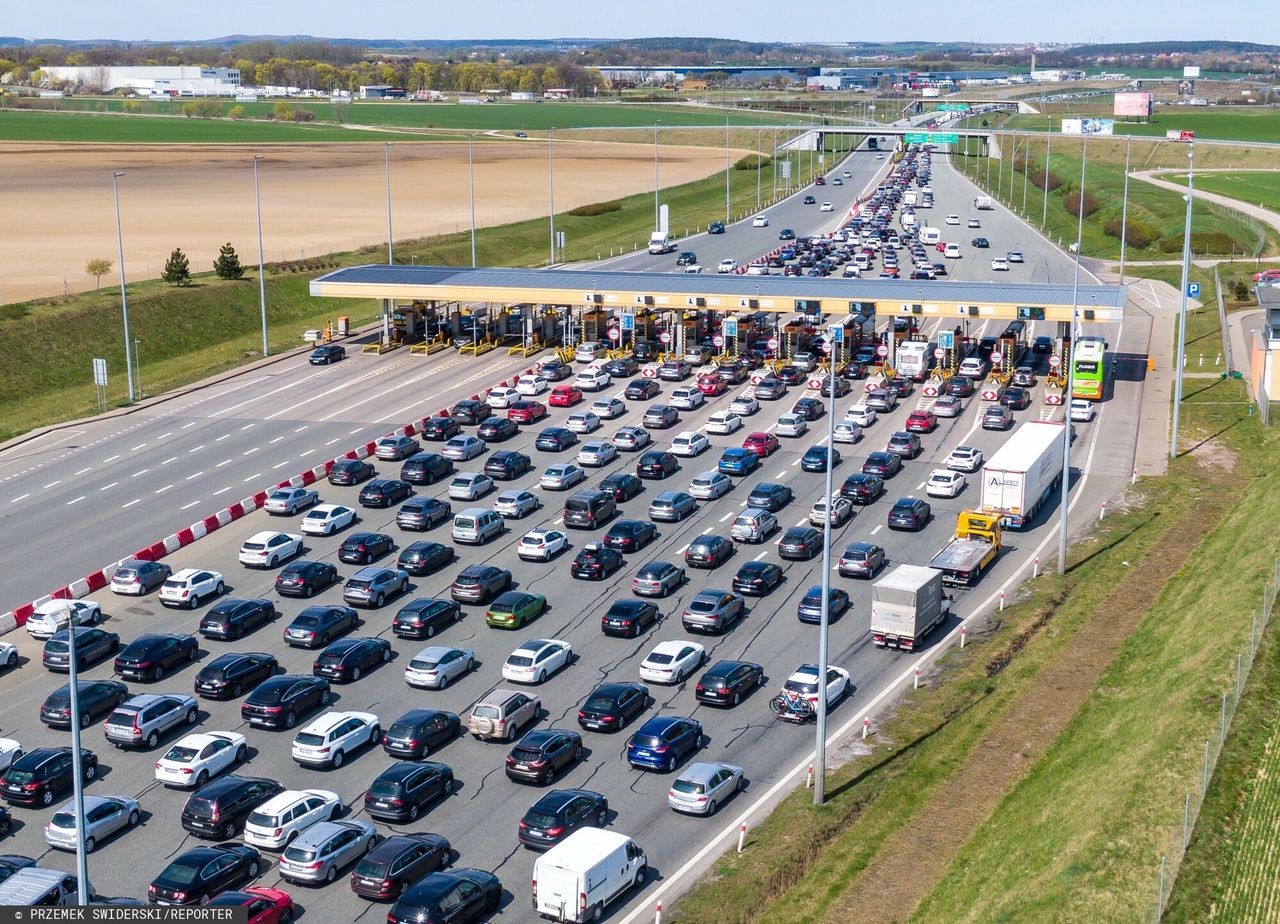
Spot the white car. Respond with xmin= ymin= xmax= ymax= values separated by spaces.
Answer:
xmin=591 ymin=397 xmax=625 ymax=420
xmin=565 ymin=412 xmax=602 ymax=434
xmin=945 ymin=214 xmax=960 ymax=225
xmin=775 ymin=413 xmax=807 ymax=437
xmin=1008 ymin=250 xmax=1025 ymax=263
xmin=967 ymin=218 xmax=981 ymax=228
xmin=705 ymin=411 xmax=742 ymax=434
xmin=238 ymin=531 xmax=303 ymax=569
xmin=159 ymin=569 xmax=225 ymax=609
xmin=669 ymin=387 xmax=704 ymax=410
xmin=154 ymin=732 xmax=248 ymax=788
xmin=717 ymin=259 xmax=738 ymax=274
xmin=781 ymin=663 xmax=850 ymax=707
xmin=291 ymin=711 xmax=380 ymax=769
xmin=809 ymin=495 xmax=854 ymax=527
xmin=991 ymin=257 xmax=1010 ymax=271
xmin=404 ymin=645 xmax=475 ymax=690
xmin=833 ymin=422 xmax=863 ymax=444
xmin=639 ymin=640 xmax=707 ymax=685
xmin=958 ymin=357 xmax=988 ymax=379
xmin=1070 ymin=399 xmax=1096 ymax=422
xmin=263 ymin=486 xmax=319 ymax=516
xmin=844 ymin=404 xmax=877 ymax=427
xmin=933 ymin=395 xmax=963 ymax=418
xmin=728 ymin=395 xmax=759 ymax=417
xmin=926 ymin=469 xmax=967 ymax=498
xmin=614 ymin=427 xmax=651 ymax=451
xmin=670 ymin=431 xmax=710 ymax=457
xmin=575 ymin=370 xmax=611 ymax=392
xmin=487 ymin=386 xmax=521 ymax=408
xmin=790 ymin=353 xmax=818 ymax=373
xmin=0 ymin=738 xmax=23 ymax=774
xmin=518 ymin=528 xmax=568 ymax=562
xmin=946 ymin=446 xmax=985 ymax=472
xmin=577 ymin=441 xmax=618 ymax=467
xmin=689 ymin=470 xmax=733 ymax=501
xmin=442 ymin=435 xmax=486 ymax=461
xmin=540 ymin=463 xmax=586 ymax=491
xmin=25 ymin=600 xmax=102 ymax=639
xmin=752 ymin=214 xmax=770 ymax=227
xmin=0 ymin=643 xmax=15 ymax=671
xmin=502 ymin=638 xmax=573 ymax=684
xmin=517 ymin=374 xmax=549 ymax=396
xmin=300 ymin=503 xmax=356 ymax=536
xmin=820 ymin=202 xmax=834 ymax=212
xmin=243 ymin=788 xmax=342 ymax=850
xmin=494 ymin=489 xmax=540 ymax=519
xmin=944 ymin=243 xmax=961 ymax=259
xmin=745 ymin=263 xmax=769 ymax=276
xmin=448 ymin=472 xmax=494 ymax=501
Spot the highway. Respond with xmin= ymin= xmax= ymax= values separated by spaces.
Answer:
xmin=0 ymin=139 xmax=1147 ymax=919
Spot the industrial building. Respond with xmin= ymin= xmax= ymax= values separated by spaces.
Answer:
xmin=38 ymin=66 xmax=241 ymax=96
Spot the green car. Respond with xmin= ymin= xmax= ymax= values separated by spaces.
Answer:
xmin=971 ymin=237 xmax=990 ymax=248
xmin=485 ymin=591 xmax=547 ymax=629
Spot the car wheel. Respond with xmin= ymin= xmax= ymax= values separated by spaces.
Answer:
xmin=437 ymin=672 xmax=449 ymax=690
xmin=331 ymin=750 xmax=344 ymax=768
xmin=545 ymin=765 xmax=557 ymax=784
xmin=152 ymin=665 xmax=165 ymax=682
xmin=732 ymin=691 xmax=741 ymax=706
xmin=215 ymin=581 xmax=225 ymax=595
xmin=231 ymin=682 xmax=243 ymax=698
xmin=5 ymin=652 xmax=15 ymax=669
xmin=235 ymin=744 xmax=247 ymax=763
xmin=707 ymin=799 xmax=718 ymax=816
xmin=222 ymin=821 xmax=237 ymax=840
xmin=408 ymin=803 xmax=420 ymax=822
xmin=320 ymin=689 xmax=332 ymax=706
xmin=193 ymin=770 xmax=208 ymax=788
xmin=40 ymin=788 xmax=53 ymax=807
xmin=146 ymin=730 xmax=159 ymax=749
xmin=325 ymin=866 xmax=337 ymax=884
xmin=351 ymin=667 xmax=362 ymax=682
xmin=188 ymin=594 xmax=199 ymax=609
xmin=79 ymin=712 xmax=91 ymax=729
xmin=284 ymin=710 xmax=297 ymax=729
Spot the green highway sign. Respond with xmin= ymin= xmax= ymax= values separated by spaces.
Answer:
xmin=937 ymin=103 xmax=970 ymax=112
xmin=904 ymin=132 xmax=960 ymax=144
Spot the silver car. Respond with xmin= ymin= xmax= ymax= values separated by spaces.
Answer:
xmin=278 ymin=819 xmax=379 ymax=885
xmin=494 ymin=490 xmax=540 ymax=519
xmin=667 ymin=761 xmax=744 ymax=816
xmin=688 ymin=471 xmax=732 ymax=501
xmin=648 ymin=491 xmax=696 ymax=522
xmin=376 ymin=435 xmax=420 ymax=461
xmin=404 ymin=645 xmax=475 ymax=690
xmin=44 ymin=794 xmax=141 ymax=852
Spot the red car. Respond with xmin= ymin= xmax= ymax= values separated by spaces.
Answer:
xmin=207 ymin=886 xmax=294 ymax=923
xmin=935 ymin=241 xmax=948 ymax=253
xmin=548 ymin=385 xmax=583 ymax=408
xmin=905 ymin=410 xmax=937 ymax=433
xmin=696 ymin=376 xmax=728 ymax=397
xmin=507 ymin=400 xmax=548 ymax=423
xmin=1254 ymin=269 xmax=1280 ymax=282
xmin=742 ymin=432 xmax=780 ymax=458
xmin=881 ymin=265 xmax=900 ymax=278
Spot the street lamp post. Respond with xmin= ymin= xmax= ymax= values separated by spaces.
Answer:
xmin=756 ymin=128 xmax=763 ymax=210
xmin=1118 ymin=135 xmax=1133 ymax=284
xmin=111 ymin=171 xmax=136 ymax=403
xmin=653 ymin=120 xmax=661 ymax=231
xmin=1058 ymin=134 xmax=1088 ymax=575
xmin=548 ymin=128 xmax=556 ymax=266
xmin=384 ymin=142 xmax=394 ymax=264
xmin=1171 ymin=144 xmax=1196 ymax=460
xmin=468 ymin=135 xmax=478 ymax=268
xmin=253 ymin=155 xmax=269 ymax=357
xmin=725 ymin=116 xmax=731 ymax=225
xmin=814 ymin=326 xmax=839 ymax=804
xmin=67 ymin=625 xmax=91 ymax=903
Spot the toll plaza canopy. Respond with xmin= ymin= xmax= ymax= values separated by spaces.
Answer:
xmin=310 ymin=264 xmax=1126 ymax=324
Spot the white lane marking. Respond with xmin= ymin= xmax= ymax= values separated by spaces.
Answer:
xmin=791 ymin=459 xmax=802 ymax=466
xmin=719 ymin=512 xmax=733 ymax=523
xmin=216 ymin=460 xmax=232 ymax=468
xmin=102 ymin=454 xmax=120 ymax=464
xmin=269 ymin=436 xmax=285 ymax=444
xmin=10 ymin=493 xmax=29 ymax=503
xmin=180 ymin=501 xmax=200 ymax=510
xmin=122 ymin=499 xmax=141 ymax=509
xmin=181 ymin=422 xmax=197 ymax=429
xmin=212 ymin=487 xmax=232 ymax=496
xmin=677 ymin=544 xmax=690 ymax=555
xmin=66 ymin=495 xmax=86 ymax=505
xmin=916 ymin=481 xmax=927 ymax=489
xmin=554 ymin=517 xmax=565 ymax=525
xmin=243 ymin=473 xmax=262 ymax=483
xmin=74 ymin=467 xmax=91 ymax=475
xmin=272 ymin=461 xmax=290 ymax=469
xmin=157 ymin=432 xmax=172 ymax=440
xmin=185 ymin=471 xmax=204 ymax=480
xmin=131 ymin=469 xmax=149 ymax=478
xmin=325 ymin=438 xmax=342 ymax=446
xmin=215 ymin=434 xmax=231 ymax=442
xmin=161 ymin=457 xmax=178 ymax=465
xmin=243 ymin=447 xmax=259 ymax=456
xmin=43 ymin=480 xmax=60 ymax=488
xmin=154 ymin=484 xmax=173 ymax=494
xmin=98 ymin=482 xmax=118 ymax=491
xmin=350 ymin=427 xmax=364 ymax=434
xmin=297 ymin=450 xmax=316 ymax=458
xmin=870 ymin=524 xmax=883 ymax=535
xmin=240 ymin=424 xmax=256 ymax=431
xmin=187 ymin=445 xmax=205 ymax=454
xmin=294 ymin=425 xmax=309 ymax=433
xmin=752 ymin=550 xmax=767 ymax=561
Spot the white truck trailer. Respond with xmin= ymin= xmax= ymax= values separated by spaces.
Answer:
xmin=979 ymin=420 xmax=1067 ymax=529
xmin=870 ymin=564 xmax=950 ymax=651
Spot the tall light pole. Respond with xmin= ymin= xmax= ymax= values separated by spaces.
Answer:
xmin=383 ymin=142 xmax=395 ymax=264
xmin=111 ymin=171 xmax=135 ymax=403
xmin=66 ymin=626 xmax=91 ymax=903
xmin=756 ymin=128 xmax=762 ymax=210
xmin=724 ymin=115 xmax=731 ymax=225
xmin=653 ymin=120 xmax=661 ymax=231
xmin=1042 ymin=123 xmax=1053 ymax=229
xmin=252 ymin=155 xmax=269 ymax=357
xmin=468 ymin=135 xmax=478 ymax=268
xmin=1118 ymin=135 xmax=1133 ymax=284
xmin=813 ymin=324 xmax=840 ymax=805
xmin=1170 ymin=143 xmax=1196 ymax=460
xmin=548 ymin=128 xmax=556 ymax=265
xmin=1058 ymin=134 xmax=1088 ymax=576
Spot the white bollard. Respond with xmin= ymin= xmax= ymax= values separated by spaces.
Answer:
xmin=1216 ymin=353 xmax=1222 ymax=366
xmin=1100 ymin=503 xmax=1107 ymax=521
xmin=655 ymin=902 xmax=663 ymax=924
xmin=914 ymin=667 xmax=920 ymax=689
xmin=961 ymin=626 xmax=967 ymax=648
xmin=1033 ymin=557 xmax=1040 ymax=578
xmin=1132 ymin=467 xmax=1138 ymax=486
xmin=1198 ymin=354 xmax=1204 ymax=367
xmin=999 ymin=591 xmax=1005 ymax=612
xmin=738 ymin=822 xmax=747 ymax=853
xmin=806 ymin=764 xmax=814 ymax=789
xmin=862 ymin=717 xmax=869 ymax=739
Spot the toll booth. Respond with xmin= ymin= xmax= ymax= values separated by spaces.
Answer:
xmin=631 ymin=309 xmax=659 ymax=347
xmin=780 ymin=319 xmax=811 ymax=360
xmin=580 ymin=308 xmax=609 ymax=345
xmin=988 ymin=319 xmax=1029 ymax=384
xmin=1044 ymin=334 xmax=1069 ymax=404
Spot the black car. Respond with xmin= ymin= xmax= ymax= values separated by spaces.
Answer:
xmin=886 ymin=377 xmax=914 ymax=399
xmin=40 ymin=680 xmax=129 ymax=729
xmin=600 ymin=599 xmax=660 ymax=638
xmin=602 ymin=519 xmax=657 ymax=553
xmin=518 ymin=789 xmax=609 ymax=851
xmin=148 ymin=844 xmax=263 ymax=906
xmin=797 ymin=585 xmax=851 ymax=624
xmin=600 ymin=472 xmax=643 ymax=501
xmin=791 ymin=397 xmax=825 ymax=421
xmin=310 ymin=344 xmax=346 ymax=365
xmin=42 ymin=626 xmax=119 ymax=672
xmin=283 ymin=605 xmax=358 ymax=649
xmin=400 ymin=452 xmax=454 ymax=485
xmin=392 ymin=598 xmax=461 ymax=640
xmin=199 ymin=598 xmax=276 ymax=639
xmin=778 ymin=526 xmax=823 ymax=560
xmin=708 ymin=221 xmax=725 ymax=234
xmin=695 ymin=660 xmax=765 ymax=707
xmin=535 ymin=428 xmax=578 ymax=452
xmin=862 ymin=452 xmax=902 ymax=478
xmin=774 ymin=366 xmax=804 ymax=386
xmin=421 ymin=417 xmax=461 ymax=441
xmin=274 ymin=560 xmax=338 ymax=598
xmin=241 ymin=675 xmax=331 ymax=730
xmin=1033 ymin=335 xmax=1055 ymax=353
xmin=684 ymin=534 xmax=733 ymax=568
xmin=365 ymin=761 xmax=455 ymax=823
xmin=505 ymin=729 xmax=583 ymax=785
xmin=840 ymin=472 xmax=885 ymax=503
xmin=887 ymin=496 xmax=932 ymax=531
xmin=351 ymin=833 xmax=453 ymax=901
xmin=194 ymin=652 xmax=279 ymax=700
xmin=484 ymin=450 xmax=532 ymax=480
xmin=396 ymin=497 xmax=452 ymax=531
xmin=1000 ymin=386 xmax=1032 ymax=410
xmin=747 ymin=482 xmax=792 ymax=512
xmin=571 ymin=545 xmax=624 ymax=580
xmin=731 ymin=561 xmax=784 ymax=596
xmin=477 ymin=417 xmax=519 ymax=441
xmin=801 ymin=445 xmax=840 ymax=473
xmin=313 ymin=637 xmax=392 ymax=683
xmin=339 ymin=531 xmax=395 ymax=564
xmin=838 ymin=541 xmax=886 ymax=578
xmin=1 ymin=747 xmax=98 ymax=807
xmin=625 ymin=379 xmax=661 ymax=400
xmin=359 ymin=478 xmax=413 ymax=508
xmin=383 ymin=709 xmax=462 ymax=760
xmin=820 ymin=377 xmax=852 ymax=397
xmin=386 ymin=869 xmax=502 ymax=924
xmin=328 ymin=458 xmax=375 ymax=486
xmin=945 ymin=375 xmax=975 ymax=398
xmin=114 ymin=633 xmax=199 ymax=682
xmin=604 ymin=357 xmax=639 ymax=378
xmin=636 ymin=450 xmax=678 ymax=479
xmin=399 ymin=541 xmax=454 ymax=576
xmin=450 ymin=399 xmax=492 ymax=426
xmin=577 ymin=682 xmax=649 ymax=734
xmin=676 ymin=251 xmax=698 ymax=266
xmin=0 ymin=855 xmax=35 ymax=883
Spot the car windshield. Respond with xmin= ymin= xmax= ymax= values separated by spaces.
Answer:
xmin=163 ymin=746 xmax=198 ymax=763
xmin=158 ymin=863 xmax=200 ymax=886
xmin=506 ymin=655 xmax=534 ymax=668
xmin=472 ymin=705 xmax=500 ymax=719
xmin=647 ymin=653 xmax=674 ymax=665
xmin=688 ymin=600 xmax=716 ymax=613
xmin=283 ymin=845 xmax=318 ymax=862
xmin=672 ymin=780 xmax=705 ymax=795
xmin=248 ymin=810 xmax=281 ymax=827
xmin=785 ymin=679 xmax=819 ymax=694
xmin=409 ymin=657 xmax=440 ymax=671
xmin=294 ymin=733 xmax=326 ymax=747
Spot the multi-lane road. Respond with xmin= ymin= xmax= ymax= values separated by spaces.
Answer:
xmin=0 ymin=139 xmax=1147 ymax=919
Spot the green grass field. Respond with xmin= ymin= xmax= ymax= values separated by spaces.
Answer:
xmin=0 ymin=109 xmax=441 ymax=143
xmin=1178 ymin=170 xmax=1280 ymax=215
xmin=997 ymin=106 xmax=1280 ymax=144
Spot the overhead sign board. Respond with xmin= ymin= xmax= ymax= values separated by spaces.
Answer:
xmin=936 ymin=103 xmax=970 ymax=112
xmin=904 ymin=132 xmax=960 ymax=144
xmin=1061 ymin=118 xmax=1114 ymax=136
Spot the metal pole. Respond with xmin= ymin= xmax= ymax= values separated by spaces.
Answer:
xmin=134 ymin=339 xmax=142 ymax=400
xmin=772 ymin=128 xmax=778 ymax=200
xmin=1043 ymin=131 xmax=1052 ymax=229
xmin=1119 ymin=136 xmax=1132 ymax=284
xmin=1021 ymin=134 xmax=1030 ymax=214
xmin=67 ymin=626 xmax=91 ymax=903
xmin=468 ymin=136 xmax=477 ymax=268
xmin=548 ymin=128 xmax=556 ymax=265
xmin=1058 ymin=134 xmax=1087 ymax=576
xmin=814 ymin=328 xmax=838 ymax=805
xmin=384 ymin=142 xmax=393 ymax=264
xmin=653 ymin=120 xmax=660 ymax=231
xmin=756 ymin=128 xmax=762 ymax=210
xmin=1170 ymin=143 xmax=1195 ymax=460
xmin=253 ymin=155 xmax=269 ymax=357
xmin=725 ymin=116 xmax=731 ymax=225
xmin=112 ymin=171 xmax=135 ymax=403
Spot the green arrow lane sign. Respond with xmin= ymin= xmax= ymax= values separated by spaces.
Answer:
xmin=937 ymin=103 xmax=970 ymax=111
xmin=904 ymin=132 xmax=960 ymax=144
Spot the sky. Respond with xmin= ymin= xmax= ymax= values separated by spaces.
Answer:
xmin=3 ymin=0 xmax=1275 ymax=46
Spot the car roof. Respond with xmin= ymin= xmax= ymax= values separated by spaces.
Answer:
xmin=299 ymin=711 xmax=373 ymax=734
xmin=650 ymin=639 xmax=698 ymax=655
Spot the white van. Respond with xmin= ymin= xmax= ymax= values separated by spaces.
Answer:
xmin=452 ymin=508 xmax=503 ymax=545
xmin=532 ymin=828 xmax=646 ymax=923
xmin=0 ymin=867 xmax=89 ymax=906
xmin=919 ymin=227 xmax=941 ymax=245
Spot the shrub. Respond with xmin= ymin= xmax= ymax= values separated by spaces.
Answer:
xmin=1234 ymin=279 xmax=1251 ymax=302
xmin=180 ymin=99 xmax=221 ymax=119
xmin=291 ymin=107 xmax=315 ymax=123
xmin=1103 ymin=217 xmax=1152 ymax=249
xmin=1029 ymin=169 xmax=1064 ymax=192
xmin=1064 ymin=189 xmax=1100 ymax=218
xmin=734 ymin=153 xmax=771 ymax=171
xmin=121 ymin=100 xmax=143 ymax=113
xmin=227 ymin=105 xmax=245 ymax=120
xmin=567 ymin=200 xmax=623 ymax=217
xmin=1157 ymin=231 xmax=1239 ymax=255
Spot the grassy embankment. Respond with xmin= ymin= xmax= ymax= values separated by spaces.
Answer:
xmin=1176 ymin=169 xmax=1280 ymax=216
xmin=993 ymin=106 xmax=1280 ymax=145
xmin=670 ymin=267 xmax=1278 ymax=923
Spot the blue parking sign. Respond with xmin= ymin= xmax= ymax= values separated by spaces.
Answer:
xmin=828 ymin=324 xmax=844 ymax=343
xmin=1187 ymin=282 xmax=1200 ymax=298
xmin=621 ymin=313 xmax=635 ymax=331
xmin=724 ymin=319 xmax=738 ymax=338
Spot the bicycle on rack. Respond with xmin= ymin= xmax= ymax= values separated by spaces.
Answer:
xmin=769 ymin=690 xmax=815 ymax=723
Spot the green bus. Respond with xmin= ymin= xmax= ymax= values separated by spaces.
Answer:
xmin=1071 ymin=336 xmax=1106 ymax=400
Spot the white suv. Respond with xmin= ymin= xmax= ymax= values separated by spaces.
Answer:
xmin=752 ymin=214 xmax=770 ymax=227
xmin=291 ymin=711 xmax=380 ymax=769
xmin=238 ymin=531 xmax=303 ymax=569
xmin=158 ymin=569 xmax=225 ymax=609
xmin=243 ymin=788 xmax=341 ymax=850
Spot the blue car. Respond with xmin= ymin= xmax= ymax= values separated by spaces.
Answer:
xmin=801 ymin=445 xmax=841 ymax=473
xmin=535 ymin=427 xmax=578 ymax=452
xmin=797 ymin=585 xmax=850 ymax=624
xmin=718 ymin=448 xmax=761 ymax=476
xmin=626 ymin=715 xmax=704 ymax=773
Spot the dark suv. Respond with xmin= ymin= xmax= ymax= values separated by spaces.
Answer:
xmin=359 ymin=479 xmax=413 ymax=508
xmin=274 ymin=561 xmax=338 ymax=598
xmin=1 ymin=747 xmax=99 ymax=807
xmin=484 ymin=450 xmax=532 ymax=481
xmin=194 ymin=652 xmax=280 ymax=699
xmin=400 ymin=453 xmax=453 ymax=485
xmin=42 ymin=627 xmax=119 ymax=672
xmin=199 ymin=599 xmax=276 ymax=640
xmin=339 ymin=532 xmax=395 ymax=565
xmin=382 ymin=709 xmax=462 ymax=760
xmin=181 ymin=776 xmax=285 ymax=840
xmin=392 ymin=599 xmax=461 ymax=640
xmin=350 ymin=833 xmax=453 ymax=901
xmin=518 ymin=789 xmax=609 ymax=851
xmin=364 ymin=761 xmax=455 ymax=823
xmin=113 ymin=633 xmax=199 ymax=682
xmin=328 ymin=458 xmax=375 ymax=486
xmin=450 ymin=565 xmax=511 ymax=604
xmin=505 ymin=729 xmax=584 ymax=785
xmin=40 ymin=680 xmax=129 ymax=729
xmin=396 ymin=497 xmax=452 ymax=531
xmin=241 ymin=675 xmax=331 ymax=730
xmin=450 ymin=399 xmax=492 ymax=426
xmin=283 ymin=605 xmax=358 ymax=649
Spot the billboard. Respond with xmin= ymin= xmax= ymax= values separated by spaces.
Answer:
xmin=1113 ymin=91 xmax=1153 ymax=118
xmin=1183 ymin=66 xmax=1201 ymax=78
xmin=1062 ymin=118 xmax=1115 ymax=136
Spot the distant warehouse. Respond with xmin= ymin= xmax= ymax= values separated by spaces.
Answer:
xmin=38 ymin=65 xmax=241 ymax=97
